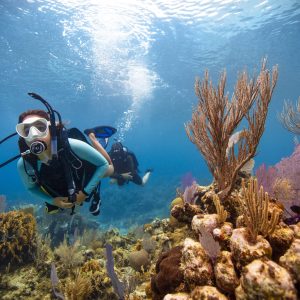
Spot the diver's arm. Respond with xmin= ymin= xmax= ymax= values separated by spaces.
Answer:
xmin=68 ymin=138 xmax=109 ymax=194
xmin=17 ymin=158 xmax=53 ymax=202
xmin=17 ymin=158 xmax=74 ymax=208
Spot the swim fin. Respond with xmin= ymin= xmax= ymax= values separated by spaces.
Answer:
xmin=84 ymin=126 xmax=117 ymax=138
xmin=84 ymin=126 xmax=117 ymax=149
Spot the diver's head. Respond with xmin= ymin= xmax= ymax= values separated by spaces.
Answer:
xmin=111 ymin=142 xmax=125 ymax=154
xmin=17 ymin=109 xmax=51 ymax=148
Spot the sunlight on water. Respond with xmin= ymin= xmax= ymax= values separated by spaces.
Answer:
xmin=117 ymin=64 xmax=162 ymax=140
xmin=29 ymin=0 xmax=299 ymax=134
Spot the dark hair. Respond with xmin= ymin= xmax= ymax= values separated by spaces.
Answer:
xmin=18 ymin=109 xmax=49 ymax=123
xmin=111 ymin=142 xmax=124 ymax=152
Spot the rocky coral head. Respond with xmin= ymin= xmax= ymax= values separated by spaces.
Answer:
xmin=151 ymin=246 xmax=184 ymax=300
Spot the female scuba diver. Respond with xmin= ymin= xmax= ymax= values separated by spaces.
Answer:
xmin=14 ymin=93 xmax=113 ymax=216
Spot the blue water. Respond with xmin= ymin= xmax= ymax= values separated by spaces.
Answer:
xmin=0 ymin=0 xmax=300 ymax=227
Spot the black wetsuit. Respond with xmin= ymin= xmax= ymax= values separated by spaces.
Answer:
xmin=109 ymin=146 xmax=142 ymax=186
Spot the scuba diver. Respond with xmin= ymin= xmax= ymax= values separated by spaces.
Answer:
xmin=108 ymin=142 xmax=152 ymax=186
xmin=84 ymin=130 xmax=152 ymax=186
xmin=0 ymin=93 xmax=115 ymax=216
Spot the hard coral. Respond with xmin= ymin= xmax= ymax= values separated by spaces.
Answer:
xmin=190 ymin=286 xmax=228 ymax=300
xmin=181 ymin=238 xmax=213 ymax=289
xmin=229 ymin=228 xmax=272 ymax=270
xmin=235 ymin=259 xmax=297 ymax=299
xmin=214 ymin=251 xmax=239 ymax=294
xmin=128 ymin=249 xmax=150 ymax=272
xmin=279 ymin=239 xmax=300 ymax=284
xmin=268 ymin=224 xmax=294 ymax=259
xmin=151 ymin=246 xmax=184 ymax=300
xmin=0 ymin=210 xmax=36 ymax=267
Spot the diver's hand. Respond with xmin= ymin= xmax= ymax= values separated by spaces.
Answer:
xmin=53 ymin=197 xmax=74 ymax=209
xmin=121 ymin=172 xmax=133 ymax=180
xmin=75 ymin=190 xmax=87 ymax=205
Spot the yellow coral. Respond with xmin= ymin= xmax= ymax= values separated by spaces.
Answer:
xmin=238 ymin=178 xmax=280 ymax=242
xmin=0 ymin=210 xmax=36 ymax=266
xmin=64 ymin=271 xmax=92 ymax=300
xmin=212 ymin=194 xmax=228 ymax=224
xmin=81 ymin=259 xmax=102 ymax=273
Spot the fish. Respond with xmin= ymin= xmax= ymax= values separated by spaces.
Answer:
xmin=226 ymin=130 xmax=255 ymax=174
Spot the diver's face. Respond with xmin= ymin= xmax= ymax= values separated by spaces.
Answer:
xmin=20 ymin=115 xmax=51 ymax=147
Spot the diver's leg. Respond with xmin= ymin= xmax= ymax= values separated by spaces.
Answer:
xmin=131 ymin=173 xmax=143 ymax=185
xmin=86 ymin=132 xmax=114 ymax=177
xmin=89 ymin=182 xmax=101 ymax=216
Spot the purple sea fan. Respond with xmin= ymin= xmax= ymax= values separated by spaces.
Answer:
xmin=181 ymin=172 xmax=196 ymax=191
xmin=275 ymin=145 xmax=300 ymax=195
xmin=256 ymin=145 xmax=300 ymax=213
xmin=50 ymin=262 xmax=65 ymax=300
xmin=198 ymin=224 xmax=220 ymax=263
xmin=183 ymin=181 xmax=198 ymax=204
xmin=255 ymin=164 xmax=278 ymax=195
xmin=105 ymin=243 xmax=125 ymax=300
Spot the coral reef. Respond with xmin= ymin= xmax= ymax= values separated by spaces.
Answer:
xmin=1 ymin=61 xmax=300 ymax=300
xmin=0 ymin=210 xmax=36 ymax=267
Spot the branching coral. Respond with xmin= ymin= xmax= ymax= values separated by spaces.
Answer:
xmin=63 ymin=270 xmax=92 ymax=300
xmin=80 ymin=259 xmax=119 ymax=300
xmin=212 ymin=194 xmax=228 ymax=224
xmin=54 ymin=238 xmax=83 ymax=271
xmin=0 ymin=210 xmax=36 ymax=266
xmin=35 ymin=233 xmax=52 ymax=272
xmin=185 ymin=59 xmax=278 ymax=201
xmin=279 ymin=96 xmax=300 ymax=134
xmin=238 ymin=178 xmax=280 ymax=242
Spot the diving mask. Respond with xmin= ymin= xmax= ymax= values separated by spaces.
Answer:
xmin=16 ymin=117 xmax=49 ymax=141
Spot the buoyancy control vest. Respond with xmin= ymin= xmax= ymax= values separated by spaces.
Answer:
xmin=109 ymin=142 xmax=139 ymax=174
xmin=20 ymin=128 xmax=97 ymax=198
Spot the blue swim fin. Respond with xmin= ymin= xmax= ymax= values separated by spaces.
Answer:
xmin=84 ymin=126 xmax=117 ymax=149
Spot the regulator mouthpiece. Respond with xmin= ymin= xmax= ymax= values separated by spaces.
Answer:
xmin=30 ymin=141 xmax=47 ymax=155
